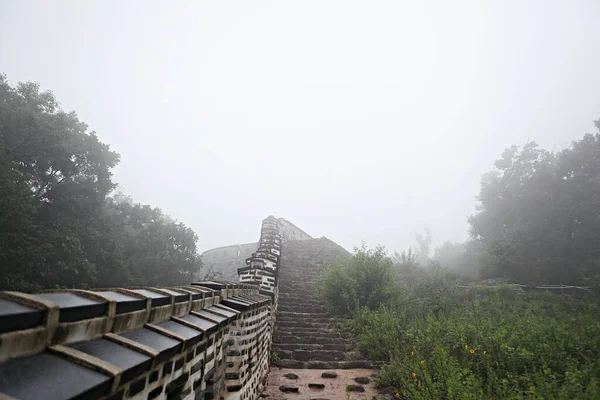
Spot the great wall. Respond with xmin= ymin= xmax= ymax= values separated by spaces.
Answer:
xmin=0 ymin=216 xmax=378 ymax=400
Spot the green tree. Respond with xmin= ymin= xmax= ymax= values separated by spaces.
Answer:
xmin=469 ymin=122 xmax=600 ymax=285
xmin=0 ymin=74 xmax=203 ymax=290
xmin=0 ymin=74 xmax=120 ymax=289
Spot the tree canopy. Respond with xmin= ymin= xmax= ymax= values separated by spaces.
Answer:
xmin=0 ymin=74 xmax=202 ymax=291
xmin=468 ymin=123 xmax=600 ymax=285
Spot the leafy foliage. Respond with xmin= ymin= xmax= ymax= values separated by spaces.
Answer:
xmin=350 ymin=277 xmax=600 ymax=399
xmin=0 ymin=74 xmax=202 ymax=291
xmin=469 ymin=127 xmax=600 ymax=285
xmin=320 ymin=244 xmax=396 ymax=316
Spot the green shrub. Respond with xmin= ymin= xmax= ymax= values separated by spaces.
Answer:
xmin=347 ymin=278 xmax=600 ymax=399
xmin=320 ymin=244 xmax=396 ymax=316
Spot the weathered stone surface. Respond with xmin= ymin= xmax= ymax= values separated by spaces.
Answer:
xmin=346 ymin=384 xmax=365 ymax=392
xmin=321 ymin=371 xmax=338 ymax=379
xmin=274 ymin=358 xmax=305 ymax=368
xmin=279 ymin=385 xmax=299 ymax=393
xmin=284 ymin=373 xmax=299 ymax=380
xmin=354 ymin=376 xmax=370 ymax=384
xmin=308 ymin=383 xmax=325 ymax=389
xmin=292 ymin=350 xmax=310 ymax=361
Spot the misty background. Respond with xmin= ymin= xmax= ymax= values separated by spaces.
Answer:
xmin=1 ymin=0 xmax=599 ymax=253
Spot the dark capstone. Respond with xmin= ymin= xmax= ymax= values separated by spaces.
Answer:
xmin=321 ymin=371 xmax=338 ymax=379
xmin=96 ymin=291 xmax=146 ymax=315
xmin=259 ymin=393 xmax=269 ymax=398
xmin=279 ymin=386 xmax=299 ymax=393
xmin=225 ymin=373 xmax=240 ymax=380
xmin=128 ymin=377 xmax=146 ymax=396
xmin=179 ymin=314 xmax=218 ymax=336
xmin=149 ymin=369 xmax=160 ymax=383
xmin=69 ymin=338 xmax=151 ymax=384
xmin=308 ymin=383 xmax=325 ymax=389
xmin=36 ymin=292 xmax=108 ymax=323
xmin=129 ymin=289 xmax=170 ymax=307
xmin=0 ymin=298 xmax=44 ymax=334
xmin=284 ymin=373 xmax=299 ymax=380
xmin=346 ymin=385 xmax=365 ymax=392
xmin=120 ymin=328 xmax=181 ymax=363
xmin=148 ymin=386 xmax=163 ymax=399
xmin=0 ymin=352 xmax=111 ymax=400
xmin=354 ymin=376 xmax=370 ymax=384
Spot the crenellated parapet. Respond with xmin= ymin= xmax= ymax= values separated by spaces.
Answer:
xmin=0 ymin=217 xmax=284 ymax=400
xmin=0 ymin=281 xmax=273 ymax=400
xmin=238 ymin=216 xmax=282 ymax=294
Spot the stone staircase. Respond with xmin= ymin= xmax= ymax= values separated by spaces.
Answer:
xmin=272 ymin=238 xmax=373 ymax=369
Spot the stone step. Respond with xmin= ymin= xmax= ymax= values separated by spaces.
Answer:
xmin=277 ymin=295 xmax=321 ymax=302
xmin=278 ymin=283 xmax=320 ymax=288
xmin=272 ymin=343 xmax=348 ymax=352
xmin=278 ymin=306 xmax=326 ymax=314
xmin=272 ymin=335 xmax=347 ymax=345
xmin=277 ymin=304 xmax=324 ymax=311
xmin=273 ymin=359 xmax=376 ymax=370
xmin=277 ymin=300 xmax=324 ymax=307
xmin=272 ymin=349 xmax=348 ymax=362
xmin=277 ymin=295 xmax=320 ymax=302
xmin=275 ymin=316 xmax=336 ymax=323
xmin=275 ymin=321 xmax=341 ymax=329
xmin=273 ymin=329 xmax=349 ymax=338
xmin=276 ymin=311 xmax=332 ymax=320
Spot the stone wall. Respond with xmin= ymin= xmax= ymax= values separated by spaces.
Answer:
xmin=0 ymin=216 xmax=334 ymax=400
xmin=275 ymin=218 xmax=312 ymax=241
xmin=201 ymin=243 xmax=258 ymax=281
xmin=202 ymin=217 xmax=311 ymax=280
xmin=0 ymin=282 xmax=274 ymax=400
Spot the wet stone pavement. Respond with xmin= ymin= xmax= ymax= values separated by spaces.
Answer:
xmin=263 ymin=368 xmax=381 ymax=400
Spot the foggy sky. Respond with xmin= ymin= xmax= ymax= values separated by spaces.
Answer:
xmin=1 ymin=1 xmax=599 ymax=254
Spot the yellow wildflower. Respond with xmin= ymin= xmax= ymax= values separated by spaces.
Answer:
xmin=420 ymin=360 xmax=425 ymax=365
xmin=412 ymin=372 xmax=417 ymax=378
xmin=395 ymin=392 xmax=400 ymax=399
xmin=410 ymin=351 xmax=414 ymax=356
xmin=483 ymin=351 xmax=487 ymax=355
xmin=465 ymin=344 xmax=468 ymax=349
xmin=470 ymin=349 xmax=475 ymax=354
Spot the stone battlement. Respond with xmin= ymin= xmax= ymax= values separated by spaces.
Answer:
xmin=0 ymin=281 xmax=274 ymax=400
xmin=0 ymin=216 xmax=351 ymax=400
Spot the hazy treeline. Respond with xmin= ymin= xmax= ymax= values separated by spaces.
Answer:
xmin=0 ymin=75 xmax=202 ymax=291
xmin=402 ymin=124 xmax=600 ymax=286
